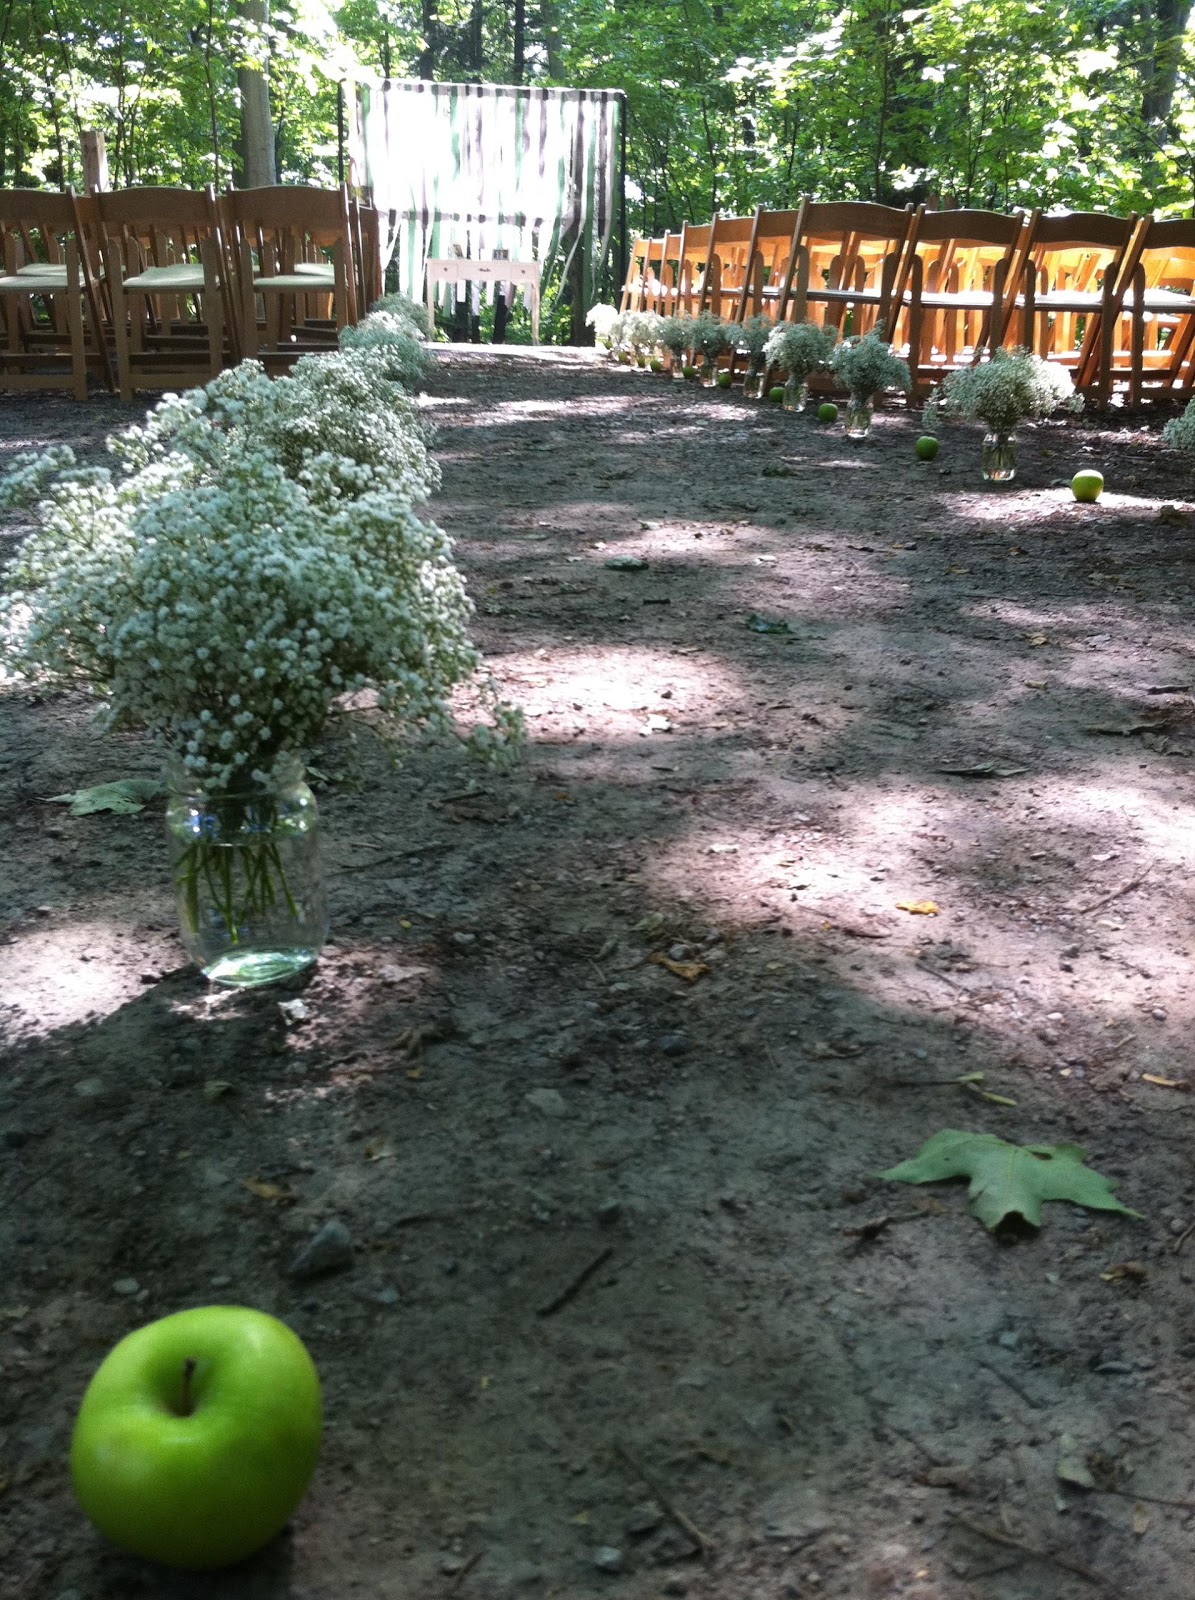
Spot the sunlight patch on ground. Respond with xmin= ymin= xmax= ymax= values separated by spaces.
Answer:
xmin=0 ymin=921 xmax=147 ymax=1037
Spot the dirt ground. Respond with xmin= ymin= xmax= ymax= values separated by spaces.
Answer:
xmin=4 ymin=348 xmax=1195 ymax=1600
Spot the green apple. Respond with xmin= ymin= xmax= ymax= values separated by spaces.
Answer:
xmin=915 ymin=435 xmax=940 ymax=460
xmin=71 ymin=1306 xmax=322 ymax=1569
xmin=768 ymin=385 xmax=786 ymax=403
xmin=683 ymin=364 xmax=698 ymax=380
xmin=1072 ymin=469 xmax=1104 ymax=503
xmin=650 ymin=358 xmax=664 ymax=373
xmin=817 ymin=402 xmax=839 ymax=423
xmin=716 ymin=370 xmax=732 ymax=389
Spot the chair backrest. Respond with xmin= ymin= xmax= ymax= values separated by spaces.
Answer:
xmin=619 ymin=235 xmax=651 ymax=311
xmin=1126 ymin=215 xmax=1195 ymax=293
xmin=675 ymin=221 xmax=714 ymax=315
xmin=0 ymin=189 xmax=78 ymax=269
xmin=701 ymin=213 xmax=758 ymax=316
xmin=95 ymin=186 xmax=220 ymax=268
xmin=789 ymin=199 xmax=918 ymax=336
xmin=1028 ymin=210 xmax=1137 ymax=295
xmin=744 ymin=205 xmax=805 ymax=321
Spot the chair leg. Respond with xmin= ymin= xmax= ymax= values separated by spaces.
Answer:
xmin=111 ymin=286 xmax=134 ymax=403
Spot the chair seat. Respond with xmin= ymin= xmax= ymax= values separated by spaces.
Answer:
xmin=292 ymin=261 xmax=336 ymax=280
xmin=252 ymin=272 xmax=336 ymax=292
xmin=0 ymin=270 xmax=72 ymax=292
xmin=917 ymin=290 xmax=1002 ymax=312
xmin=13 ymin=262 xmax=70 ymax=286
xmin=123 ymin=264 xmax=211 ymax=292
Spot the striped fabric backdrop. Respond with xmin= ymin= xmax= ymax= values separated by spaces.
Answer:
xmin=358 ymin=80 xmax=621 ymax=320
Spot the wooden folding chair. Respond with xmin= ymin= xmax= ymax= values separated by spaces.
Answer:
xmin=739 ymin=204 xmax=806 ymax=323
xmin=350 ymin=192 xmax=383 ymax=314
xmin=698 ymin=213 xmax=759 ymax=320
xmin=785 ymin=200 xmax=921 ymax=342
xmin=96 ymin=186 xmax=228 ymax=401
xmin=618 ymin=236 xmax=652 ymax=312
xmin=222 ymin=184 xmax=358 ymax=370
xmin=1018 ymin=211 xmax=1138 ymax=400
xmin=901 ymin=208 xmax=1039 ymax=399
xmin=673 ymin=222 xmax=714 ymax=317
xmin=1094 ymin=216 xmax=1195 ymax=406
xmin=0 ymin=189 xmax=110 ymax=400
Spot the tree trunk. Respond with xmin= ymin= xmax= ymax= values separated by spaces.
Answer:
xmin=418 ymin=0 xmax=438 ymax=78
xmin=238 ymin=0 xmax=275 ymax=185
xmin=1142 ymin=0 xmax=1194 ymax=126
xmin=541 ymin=0 xmax=562 ymax=78
xmin=513 ymin=0 xmax=525 ymax=82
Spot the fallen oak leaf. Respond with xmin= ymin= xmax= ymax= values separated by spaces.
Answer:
xmin=1141 ymin=1073 xmax=1190 ymax=1091
xmin=880 ymin=1130 xmax=1144 ymax=1230
xmin=897 ymin=900 xmax=939 ymax=915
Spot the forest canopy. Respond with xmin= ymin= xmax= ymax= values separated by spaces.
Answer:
xmin=2 ymin=0 xmax=1193 ymax=226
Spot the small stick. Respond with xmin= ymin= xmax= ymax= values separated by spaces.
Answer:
xmin=1077 ymin=863 xmax=1154 ymax=916
xmin=1097 ymin=1485 xmax=1195 ymax=1513
xmin=952 ymin=1513 xmax=1107 ymax=1587
xmin=978 ymin=1358 xmax=1044 ymax=1411
xmin=1174 ymin=1221 xmax=1195 ymax=1254
xmin=448 ymin=1549 xmax=483 ymax=1590
xmin=536 ymin=1246 xmax=613 ymax=1318
xmin=614 ymin=1442 xmax=715 ymax=1558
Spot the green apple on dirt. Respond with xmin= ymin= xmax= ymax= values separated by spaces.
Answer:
xmin=70 ymin=1306 xmax=322 ymax=1570
xmin=915 ymin=435 xmax=940 ymax=460
xmin=817 ymin=402 xmax=838 ymax=423
xmin=684 ymin=365 xmax=698 ymax=380
xmin=769 ymin=385 xmax=786 ymax=403
xmin=1071 ymin=469 xmax=1104 ymax=502
xmin=716 ymin=370 xmax=732 ymax=389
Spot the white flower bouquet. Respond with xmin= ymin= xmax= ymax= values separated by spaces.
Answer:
xmin=1163 ymin=398 xmax=1195 ymax=453
xmin=926 ymin=347 xmax=1081 ymax=434
xmin=586 ymin=301 xmax=621 ymax=346
xmin=764 ymin=319 xmax=838 ymax=378
xmin=0 ymin=304 xmax=519 ymax=977
xmin=830 ymin=331 xmax=910 ymax=398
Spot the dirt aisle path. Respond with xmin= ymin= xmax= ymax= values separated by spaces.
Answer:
xmin=3 ymin=352 xmax=1195 ymax=1599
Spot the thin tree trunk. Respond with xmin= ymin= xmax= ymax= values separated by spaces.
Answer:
xmin=418 ymin=0 xmax=437 ymax=79
xmin=238 ymin=0 xmax=276 ymax=185
xmin=1142 ymin=0 xmax=1194 ymax=125
xmin=513 ymin=0 xmax=525 ymax=82
xmin=541 ymin=0 xmax=562 ymax=77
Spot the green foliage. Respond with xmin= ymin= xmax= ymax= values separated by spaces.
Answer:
xmin=881 ymin=1129 xmax=1143 ymax=1230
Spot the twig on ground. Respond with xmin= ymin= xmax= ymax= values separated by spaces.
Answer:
xmin=614 ymin=1441 xmax=715 ymax=1558
xmin=536 ymin=1245 xmax=613 ymax=1318
xmin=1098 ymin=1485 xmax=1195 ymax=1513
xmin=448 ymin=1549 xmax=483 ymax=1590
xmin=1173 ymin=1220 xmax=1195 ymax=1254
xmin=1077 ymin=862 xmax=1154 ymax=916
xmin=951 ymin=1513 xmax=1108 ymax=1586
xmin=978 ymin=1358 xmax=1044 ymax=1411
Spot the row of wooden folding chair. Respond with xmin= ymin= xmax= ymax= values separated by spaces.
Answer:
xmin=630 ymin=201 xmax=1186 ymax=405
xmin=0 ymin=184 xmax=383 ymax=403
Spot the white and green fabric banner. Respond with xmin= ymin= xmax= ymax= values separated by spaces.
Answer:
xmin=357 ymin=80 xmax=621 ymax=318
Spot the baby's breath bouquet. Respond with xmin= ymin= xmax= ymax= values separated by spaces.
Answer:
xmin=737 ymin=315 xmax=774 ymax=398
xmin=829 ymin=331 xmax=910 ymax=436
xmin=926 ymin=347 xmax=1081 ymax=480
xmin=764 ymin=320 xmax=838 ymax=410
xmin=0 ymin=305 xmax=519 ymax=984
xmin=658 ymin=315 xmax=694 ymax=378
xmin=691 ymin=311 xmax=731 ymax=385
xmin=1163 ymin=398 xmax=1195 ymax=453
xmin=586 ymin=301 xmax=621 ymax=348
xmin=625 ymin=310 xmax=664 ymax=365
